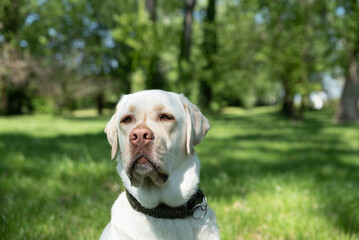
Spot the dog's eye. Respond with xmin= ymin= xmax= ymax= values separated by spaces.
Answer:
xmin=121 ymin=115 xmax=133 ymax=124
xmin=160 ymin=114 xmax=174 ymax=121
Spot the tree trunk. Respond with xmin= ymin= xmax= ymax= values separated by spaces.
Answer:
xmin=3 ymin=0 xmax=20 ymax=41
xmin=335 ymin=50 xmax=359 ymax=122
xmin=180 ymin=0 xmax=196 ymax=61
xmin=147 ymin=55 xmax=163 ymax=89
xmin=6 ymin=84 xmax=27 ymax=115
xmin=203 ymin=0 xmax=217 ymax=56
xmin=1 ymin=0 xmax=27 ymax=115
xmin=145 ymin=0 xmax=163 ymax=89
xmin=145 ymin=0 xmax=156 ymax=21
xmin=298 ymin=94 xmax=308 ymax=121
xmin=199 ymin=0 xmax=216 ymax=109
xmin=178 ymin=0 xmax=196 ymax=95
xmin=198 ymin=80 xmax=212 ymax=109
xmin=97 ymin=91 xmax=104 ymax=115
xmin=0 ymin=79 xmax=8 ymax=114
xmin=281 ymin=87 xmax=295 ymax=118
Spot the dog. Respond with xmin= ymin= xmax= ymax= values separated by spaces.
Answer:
xmin=100 ymin=90 xmax=220 ymax=240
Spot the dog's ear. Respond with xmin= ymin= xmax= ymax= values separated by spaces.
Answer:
xmin=181 ymin=94 xmax=210 ymax=155
xmin=105 ymin=111 xmax=119 ymax=159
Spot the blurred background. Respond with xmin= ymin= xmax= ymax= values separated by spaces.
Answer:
xmin=1 ymin=0 xmax=359 ymax=240
xmin=0 ymin=0 xmax=358 ymax=120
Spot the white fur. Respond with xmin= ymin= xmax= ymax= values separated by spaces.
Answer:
xmin=100 ymin=90 xmax=220 ymax=240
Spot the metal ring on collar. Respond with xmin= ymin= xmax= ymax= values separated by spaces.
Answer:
xmin=192 ymin=194 xmax=208 ymax=220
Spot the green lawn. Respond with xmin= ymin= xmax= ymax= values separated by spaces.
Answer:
xmin=1 ymin=107 xmax=359 ymax=240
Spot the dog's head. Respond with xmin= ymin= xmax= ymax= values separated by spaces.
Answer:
xmin=105 ymin=90 xmax=210 ymax=188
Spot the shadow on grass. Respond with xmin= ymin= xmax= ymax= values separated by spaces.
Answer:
xmin=0 ymin=131 xmax=120 ymax=239
xmin=199 ymin=111 xmax=359 ymax=235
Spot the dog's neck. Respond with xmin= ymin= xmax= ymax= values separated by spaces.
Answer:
xmin=118 ymin=153 xmax=200 ymax=209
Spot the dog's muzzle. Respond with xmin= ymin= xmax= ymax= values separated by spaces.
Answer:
xmin=129 ymin=155 xmax=168 ymax=187
xmin=127 ymin=127 xmax=168 ymax=187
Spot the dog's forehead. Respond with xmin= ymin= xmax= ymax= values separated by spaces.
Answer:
xmin=122 ymin=90 xmax=182 ymax=113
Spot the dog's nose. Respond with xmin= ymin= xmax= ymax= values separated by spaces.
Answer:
xmin=130 ymin=128 xmax=154 ymax=146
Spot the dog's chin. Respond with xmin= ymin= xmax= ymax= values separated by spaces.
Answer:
xmin=128 ymin=156 xmax=169 ymax=188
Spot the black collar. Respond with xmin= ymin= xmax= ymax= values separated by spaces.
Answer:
xmin=126 ymin=189 xmax=208 ymax=219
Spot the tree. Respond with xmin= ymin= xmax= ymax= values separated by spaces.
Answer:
xmin=2 ymin=0 xmax=353 ymax=117
xmin=336 ymin=50 xmax=359 ymax=122
xmin=198 ymin=0 xmax=216 ymax=109
xmin=0 ymin=0 xmax=33 ymax=115
xmin=144 ymin=0 xmax=164 ymax=89
xmin=333 ymin=0 xmax=359 ymax=122
xmin=178 ymin=0 xmax=196 ymax=95
xmin=213 ymin=1 xmax=280 ymax=108
xmin=258 ymin=0 xmax=327 ymax=119
xmin=180 ymin=0 xmax=196 ymax=61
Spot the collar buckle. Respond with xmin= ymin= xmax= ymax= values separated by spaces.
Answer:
xmin=192 ymin=194 xmax=208 ymax=220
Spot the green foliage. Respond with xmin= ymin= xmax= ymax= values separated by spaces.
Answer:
xmin=111 ymin=2 xmax=158 ymax=91
xmin=325 ymin=0 xmax=359 ymax=74
xmin=0 ymin=0 xmax=358 ymax=116
xmin=31 ymin=97 xmax=56 ymax=114
xmin=1 ymin=108 xmax=359 ymax=239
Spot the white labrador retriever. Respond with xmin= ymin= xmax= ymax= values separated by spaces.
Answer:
xmin=100 ymin=90 xmax=220 ymax=240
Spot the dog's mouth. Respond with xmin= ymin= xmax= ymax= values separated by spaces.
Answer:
xmin=128 ymin=154 xmax=169 ymax=188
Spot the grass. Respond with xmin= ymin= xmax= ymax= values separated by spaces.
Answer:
xmin=1 ymin=107 xmax=359 ymax=240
